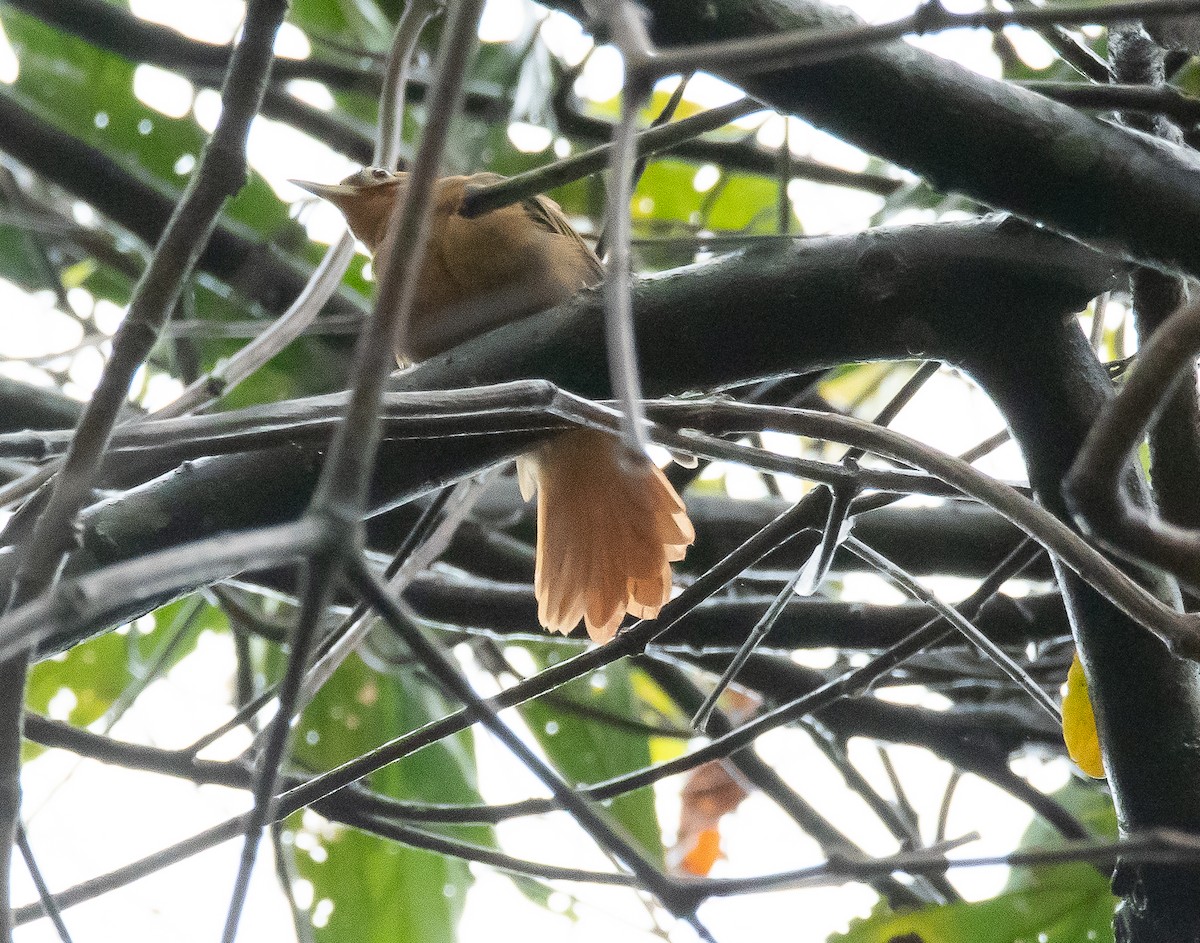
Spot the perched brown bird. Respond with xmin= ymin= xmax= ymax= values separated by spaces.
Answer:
xmin=295 ymin=169 xmax=694 ymax=642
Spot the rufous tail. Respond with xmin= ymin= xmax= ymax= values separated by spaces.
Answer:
xmin=517 ymin=429 xmax=695 ymax=643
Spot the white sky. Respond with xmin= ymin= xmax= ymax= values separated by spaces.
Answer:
xmin=1 ymin=0 xmax=1100 ymax=940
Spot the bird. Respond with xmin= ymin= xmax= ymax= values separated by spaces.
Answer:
xmin=293 ymin=168 xmax=695 ymax=642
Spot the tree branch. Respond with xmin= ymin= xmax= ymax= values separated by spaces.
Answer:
xmin=619 ymin=0 xmax=1200 ymax=279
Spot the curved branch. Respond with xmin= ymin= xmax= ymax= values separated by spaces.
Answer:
xmin=1065 ymin=298 xmax=1200 ymax=589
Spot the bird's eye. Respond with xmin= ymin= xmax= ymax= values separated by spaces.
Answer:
xmin=370 ymin=168 xmax=390 ymax=180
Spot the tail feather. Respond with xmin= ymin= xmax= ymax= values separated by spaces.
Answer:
xmin=524 ymin=429 xmax=694 ymax=642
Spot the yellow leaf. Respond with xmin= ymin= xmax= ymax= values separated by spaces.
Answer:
xmin=60 ymin=259 xmax=97 ymax=289
xmin=1063 ymin=652 xmax=1105 ymax=779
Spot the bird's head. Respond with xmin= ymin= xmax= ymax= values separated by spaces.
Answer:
xmin=291 ymin=167 xmax=409 ymax=252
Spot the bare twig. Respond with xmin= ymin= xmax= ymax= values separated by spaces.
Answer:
xmin=274 ymin=494 xmax=829 ymax=819
xmin=296 ymin=472 xmax=493 ymax=710
xmin=459 ymin=98 xmax=761 ymax=219
xmin=345 ymin=555 xmax=696 ymax=913
xmin=1022 ymin=81 xmax=1200 ymax=126
xmin=15 ymin=825 xmax=71 ymax=943
xmin=269 ymin=821 xmax=315 ymax=943
xmin=547 ymin=541 xmax=1044 ymax=804
xmin=0 ymin=387 xmax=1185 ymax=663
xmin=149 ymin=0 xmax=444 ymax=422
xmin=691 ymin=482 xmax=853 ymax=731
xmin=1007 ymin=0 xmax=1113 ymax=82
xmin=590 ymin=0 xmax=657 ymax=457
xmin=935 ymin=769 xmax=962 ymax=844
xmin=651 ymin=398 xmax=1199 ymax=652
xmin=844 ymin=536 xmax=1062 ymax=723
xmin=10 ymin=543 xmax=1046 ymax=924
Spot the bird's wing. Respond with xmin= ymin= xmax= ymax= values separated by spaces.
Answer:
xmin=521 ymin=194 xmax=605 ymax=288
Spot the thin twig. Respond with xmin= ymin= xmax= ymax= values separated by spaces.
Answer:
xmin=1065 ymin=297 xmax=1200 ymax=616
xmin=184 ymin=687 xmax=278 ymax=758
xmin=270 ymin=817 xmax=315 ymax=943
xmin=648 ymin=397 xmax=1198 ymax=652
xmin=152 ymin=0 xmax=443 ymax=422
xmin=11 ymin=544 xmax=1046 ymax=924
xmin=220 ymin=557 xmax=337 ymax=943
xmin=21 ymin=809 xmax=1200 ymax=924
xmin=844 ymin=536 xmax=1062 ymax=723
xmin=876 ymin=746 xmax=920 ymax=837
xmin=1007 ymin=0 xmax=1114 ymax=82
xmin=460 ymin=98 xmax=759 ymax=218
xmin=375 ymin=0 xmax=445 ymax=168
xmin=935 ymin=769 xmax=962 ymax=844
xmin=643 ymin=656 xmax=931 ymax=908
xmin=274 ymin=494 xmax=830 ymax=820
xmin=6 ymin=0 xmax=287 ymax=600
xmin=16 ymin=824 xmax=72 ymax=943
xmin=596 ymin=70 xmax=696 ymax=258
xmin=691 ymin=562 xmax=808 ymax=731
xmin=562 ymin=541 xmax=1045 ymax=804
xmin=1090 ymin=291 xmax=1110 ymax=353
xmin=296 ymin=472 xmax=493 ymax=711
xmin=152 ymin=235 xmax=358 ymax=420
xmin=691 ymin=480 xmax=855 ymax=731
xmin=0 ymin=388 xmax=1185 ymax=663
xmin=219 ymin=1 xmax=486 ymax=936
xmin=1023 ymin=81 xmax=1200 ymax=125
xmin=597 ymin=2 xmax=656 ymax=458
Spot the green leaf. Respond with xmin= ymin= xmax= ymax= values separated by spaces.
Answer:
xmin=706 ymin=174 xmax=781 ymax=233
xmin=25 ymin=597 xmax=214 ymax=760
xmin=829 ymin=780 xmax=1117 ymax=943
xmin=0 ymin=225 xmax=54 ymax=291
xmin=287 ymin=655 xmax=486 ymax=943
xmin=633 ymin=159 xmax=703 ymax=228
xmin=5 ymin=10 xmax=202 ymax=199
xmin=3 ymin=9 xmax=328 ymax=312
xmin=291 ymin=824 xmax=470 ymax=943
xmin=519 ymin=649 xmax=663 ymax=865
xmin=830 ymin=880 xmax=1114 ymax=943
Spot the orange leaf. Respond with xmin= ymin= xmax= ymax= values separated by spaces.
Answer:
xmin=669 ymin=760 xmax=750 ymax=876
xmin=679 ymin=827 xmax=723 ymax=877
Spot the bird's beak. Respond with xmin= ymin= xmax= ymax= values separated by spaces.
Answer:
xmin=289 ymin=179 xmax=359 ymax=202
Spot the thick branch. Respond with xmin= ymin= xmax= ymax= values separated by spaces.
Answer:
xmin=618 ymin=0 xmax=1200 ymax=279
xmin=975 ymin=291 xmax=1200 ymax=940
xmin=0 ymin=379 xmax=82 ymax=435
xmin=8 ymin=217 xmax=1113 ymax=650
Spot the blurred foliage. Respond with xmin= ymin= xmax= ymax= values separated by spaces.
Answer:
xmin=282 ymin=654 xmax=488 ymax=943
xmin=518 ymin=649 xmax=663 ymax=864
xmin=25 ymin=597 xmax=213 ymax=761
xmin=830 ymin=781 xmax=1118 ymax=943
